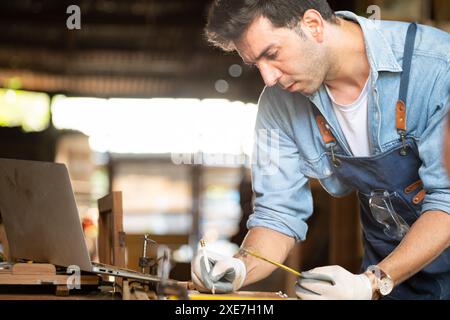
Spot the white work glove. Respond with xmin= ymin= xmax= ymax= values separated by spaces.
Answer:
xmin=295 ymin=265 xmax=373 ymax=300
xmin=191 ymin=250 xmax=246 ymax=294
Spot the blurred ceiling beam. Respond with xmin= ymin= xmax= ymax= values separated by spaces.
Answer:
xmin=0 ymin=47 xmax=241 ymax=76
xmin=0 ymin=0 xmax=209 ymax=25
xmin=0 ymin=0 xmax=263 ymax=101
xmin=0 ymin=23 xmax=206 ymax=51
xmin=0 ymin=68 xmax=262 ymax=101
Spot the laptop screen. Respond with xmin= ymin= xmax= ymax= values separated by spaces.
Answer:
xmin=0 ymin=158 xmax=92 ymax=271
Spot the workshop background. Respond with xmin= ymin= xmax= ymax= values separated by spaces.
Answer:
xmin=0 ymin=0 xmax=448 ymax=297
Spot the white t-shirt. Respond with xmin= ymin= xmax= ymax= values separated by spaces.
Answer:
xmin=325 ymin=79 xmax=371 ymax=157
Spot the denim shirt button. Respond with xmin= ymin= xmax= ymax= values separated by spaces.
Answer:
xmin=324 ymin=169 xmax=332 ymax=176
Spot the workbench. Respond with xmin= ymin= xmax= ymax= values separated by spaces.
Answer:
xmin=0 ymin=289 xmax=290 ymax=300
xmin=0 ymin=265 xmax=290 ymax=300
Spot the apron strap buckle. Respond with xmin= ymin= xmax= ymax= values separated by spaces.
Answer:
xmin=329 ymin=143 xmax=342 ymax=167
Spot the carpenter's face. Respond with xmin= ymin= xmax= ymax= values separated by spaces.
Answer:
xmin=235 ymin=15 xmax=329 ymax=96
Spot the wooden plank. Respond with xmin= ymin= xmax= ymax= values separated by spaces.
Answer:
xmin=12 ymin=263 xmax=56 ymax=275
xmin=55 ymin=285 xmax=70 ymax=296
xmin=122 ymin=280 xmax=131 ymax=300
xmin=98 ymin=193 xmax=114 ymax=212
xmin=0 ymin=274 xmax=99 ymax=285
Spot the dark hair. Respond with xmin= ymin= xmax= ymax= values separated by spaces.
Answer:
xmin=205 ymin=0 xmax=336 ymax=51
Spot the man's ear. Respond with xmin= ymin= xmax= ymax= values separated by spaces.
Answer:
xmin=301 ymin=9 xmax=325 ymax=43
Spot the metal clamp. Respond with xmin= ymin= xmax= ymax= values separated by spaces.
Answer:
xmin=139 ymin=234 xmax=158 ymax=274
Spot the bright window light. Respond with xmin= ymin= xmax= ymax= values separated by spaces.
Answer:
xmin=51 ymin=96 xmax=258 ymax=156
xmin=0 ymin=89 xmax=50 ymax=132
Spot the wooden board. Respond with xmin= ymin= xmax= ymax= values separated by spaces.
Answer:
xmin=0 ymin=263 xmax=99 ymax=296
xmin=12 ymin=263 xmax=56 ymax=275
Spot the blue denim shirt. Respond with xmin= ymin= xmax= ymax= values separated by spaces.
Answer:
xmin=248 ymin=11 xmax=450 ymax=241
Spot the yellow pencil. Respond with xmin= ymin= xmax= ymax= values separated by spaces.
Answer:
xmin=240 ymin=248 xmax=302 ymax=277
xmin=241 ymin=248 xmax=335 ymax=285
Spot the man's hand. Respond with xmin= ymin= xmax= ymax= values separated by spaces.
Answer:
xmin=191 ymin=250 xmax=246 ymax=294
xmin=295 ymin=265 xmax=373 ymax=300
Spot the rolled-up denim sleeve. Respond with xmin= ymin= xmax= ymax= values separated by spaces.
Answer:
xmin=418 ymin=62 xmax=450 ymax=215
xmin=247 ymin=88 xmax=313 ymax=241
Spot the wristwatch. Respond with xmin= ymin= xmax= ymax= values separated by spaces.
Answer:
xmin=366 ymin=265 xmax=394 ymax=297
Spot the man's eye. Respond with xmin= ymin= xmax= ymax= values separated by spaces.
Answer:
xmin=266 ymin=52 xmax=278 ymax=60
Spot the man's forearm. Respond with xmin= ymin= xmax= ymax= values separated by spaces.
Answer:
xmin=377 ymin=210 xmax=450 ymax=287
xmin=234 ymin=227 xmax=296 ymax=287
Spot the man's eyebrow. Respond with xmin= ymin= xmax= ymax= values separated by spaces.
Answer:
xmin=243 ymin=44 xmax=275 ymax=65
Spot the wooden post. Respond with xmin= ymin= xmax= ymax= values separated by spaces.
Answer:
xmin=97 ymin=192 xmax=127 ymax=268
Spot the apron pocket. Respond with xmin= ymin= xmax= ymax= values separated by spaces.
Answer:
xmin=360 ymin=190 xmax=419 ymax=227
xmin=387 ymin=191 xmax=420 ymax=226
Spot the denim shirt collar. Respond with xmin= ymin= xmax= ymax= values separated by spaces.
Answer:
xmin=336 ymin=11 xmax=402 ymax=73
xmin=308 ymin=11 xmax=403 ymax=128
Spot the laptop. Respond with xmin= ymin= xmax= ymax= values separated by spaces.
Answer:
xmin=0 ymin=157 xmax=164 ymax=282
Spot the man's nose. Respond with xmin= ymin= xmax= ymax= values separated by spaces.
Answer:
xmin=258 ymin=63 xmax=282 ymax=87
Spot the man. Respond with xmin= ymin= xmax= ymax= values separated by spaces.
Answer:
xmin=192 ymin=0 xmax=450 ymax=300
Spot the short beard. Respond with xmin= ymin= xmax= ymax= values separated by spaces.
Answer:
xmin=303 ymin=39 xmax=330 ymax=94
xmin=290 ymin=23 xmax=307 ymax=40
